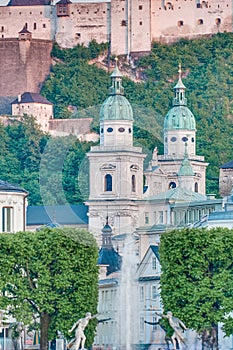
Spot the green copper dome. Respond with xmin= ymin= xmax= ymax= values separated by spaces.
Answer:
xmin=164 ymin=65 xmax=196 ymax=131
xmin=164 ymin=106 xmax=196 ymax=130
xmin=99 ymin=64 xmax=133 ymax=121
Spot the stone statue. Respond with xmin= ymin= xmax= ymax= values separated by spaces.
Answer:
xmin=68 ymin=312 xmax=98 ymax=350
xmin=155 ymin=311 xmax=187 ymax=350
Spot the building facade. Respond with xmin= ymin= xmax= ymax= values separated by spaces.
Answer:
xmin=0 ymin=0 xmax=232 ymax=56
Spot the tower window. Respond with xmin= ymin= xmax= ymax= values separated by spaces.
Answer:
xmin=197 ymin=19 xmax=203 ymax=25
xmin=107 ymin=127 xmax=113 ymax=133
xmin=139 ymin=5 xmax=142 ymax=10
xmin=34 ymin=22 xmax=37 ymax=30
xmin=191 ymin=137 xmax=195 ymax=142
xmin=121 ymin=20 xmax=127 ymax=26
xmin=195 ymin=182 xmax=198 ymax=193
xmin=215 ymin=18 xmax=221 ymax=25
xmin=105 ymin=174 xmax=112 ymax=192
xmin=178 ymin=20 xmax=184 ymax=26
xmin=100 ymin=128 xmax=104 ymax=133
xmin=182 ymin=136 xmax=188 ymax=142
xmin=171 ymin=136 xmax=177 ymax=142
xmin=132 ymin=175 xmax=136 ymax=192
xmin=118 ymin=127 xmax=125 ymax=133
xmin=139 ymin=21 xmax=142 ymax=25
xmin=128 ymin=128 xmax=132 ymax=133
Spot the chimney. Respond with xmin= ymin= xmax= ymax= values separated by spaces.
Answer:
xmin=18 ymin=94 xmax=21 ymax=103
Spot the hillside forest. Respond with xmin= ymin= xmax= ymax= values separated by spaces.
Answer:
xmin=1 ymin=33 xmax=233 ymax=205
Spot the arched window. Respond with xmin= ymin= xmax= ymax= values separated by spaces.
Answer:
xmin=105 ymin=174 xmax=112 ymax=191
xmin=195 ymin=182 xmax=198 ymax=193
xmin=132 ymin=175 xmax=136 ymax=192
xmin=197 ymin=19 xmax=203 ymax=25
xmin=215 ymin=18 xmax=221 ymax=25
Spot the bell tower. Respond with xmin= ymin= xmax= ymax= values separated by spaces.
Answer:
xmin=86 ymin=62 xmax=146 ymax=243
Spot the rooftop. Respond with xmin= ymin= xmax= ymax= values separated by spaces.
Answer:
xmin=12 ymin=92 xmax=53 ymax=105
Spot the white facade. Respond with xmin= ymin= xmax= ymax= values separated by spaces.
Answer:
xmin=12 ymin=93 xmax=53 ymax=133
xmin=0 ymin=182 xmax=28 ymax=233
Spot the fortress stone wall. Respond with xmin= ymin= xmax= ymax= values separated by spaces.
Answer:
xmin=0 ymin=0 xmax=232 ymax=57
xmin=0 ymin=38 xmax=52 ymax=96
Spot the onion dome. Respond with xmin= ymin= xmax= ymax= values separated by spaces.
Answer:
xmin=99 ymin=61 xmax=133 ymax=121
xmin=164 ymin=64 xmax=196 ymax=131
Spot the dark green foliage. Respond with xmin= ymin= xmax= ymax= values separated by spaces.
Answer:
xmin=0 ymin=228 xmax=99 ymax=350
xmin=159 ymin=227 xmax=233 ymax=345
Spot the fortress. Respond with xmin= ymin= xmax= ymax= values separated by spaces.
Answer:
xmin=0 ymin=0 xmax=232 ymax=57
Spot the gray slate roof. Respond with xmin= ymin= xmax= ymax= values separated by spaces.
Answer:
xmin=220 ymin=160 xmax=233 ymax=169
xmin=12 ymin=92 xmax=52 ymax=105
xmin=8 ymin=0 xmax=51 ymax=5
xmin=0 ymin=180 xmax=28 ymax=194
xmin=98 ymin=247 xmax=122 ymax=275
xmin=27 ymin=204 xmax=88 ymax=226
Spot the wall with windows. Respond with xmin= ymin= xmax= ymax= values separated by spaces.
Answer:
xmin=151 ymin=0 xmax=232 ymax=43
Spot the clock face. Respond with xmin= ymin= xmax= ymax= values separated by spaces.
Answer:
xmin=171 ymin=137 xmax=177 ymax=142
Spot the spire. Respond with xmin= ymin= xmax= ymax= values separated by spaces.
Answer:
xmin=178 ymin=143 xmax=194 ymax=177
xmin=173 ymin=63 xmax=187 ymax=107
xmin=109 ymin=58 xmax=124 ymax=96
xmin=101 ymin=216 xmax=113 ymax=248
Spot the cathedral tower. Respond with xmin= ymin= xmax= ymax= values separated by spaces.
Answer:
xmin=157 ymin=65 xmax=208 ymax=194
xmin=87 ymin=63 xmax=146 ymax=242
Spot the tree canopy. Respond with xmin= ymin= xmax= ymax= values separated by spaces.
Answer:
xmin=0 ymin=228 xmax=99 ymax=350
xmin=159 ymin=227 xmax=233 ymax=349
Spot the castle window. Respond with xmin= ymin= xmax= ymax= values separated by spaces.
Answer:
xmin=76 ymin=33 xmax=81 ymax=38
xmin=34 ymin=23 xmax=37 ymax=30
xmin=139 ymin=21 xmax=142 ymax=25
xmin=215 ymin=18 xmax=221 ymax=25
xmin=1 ymin=35 xmax=4 ymax=38
xmin=166 ymin=2 xmax=174 ymax=9
xmin=43 ymin=24 xmax=46 ymax=28
xmin=104 ymin=174 xmax=112 ymax=192
xmin=25 ymin=22 xmax=28 ymax=29
xmin=139 ymin=5 xmax=143 ymax=10
xmin=132 ymin=175 xmax=136 ymax=192
xmin=197 ymin=19 xmax=204 ymax=24
xmin=2 ymin=207 xmax=13 ymax=233
xmin=178 ymin=20 xmax=184 ymax=26
xmin=40 ymin=11 xmax=42 ymax=15
xmin=1 ymin=26 xmax=4 ymax=32
xmin=121 ymin=20 xmax=127 ymax=26
xmin=195 ymin=182 xmax=198 ymax=193
xmin=201 ymin=1 xmax=208 ymax=8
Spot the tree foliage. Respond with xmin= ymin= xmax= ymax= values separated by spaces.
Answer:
xmin=0 ymin=228 xmax=99 ymax=350
xmin=159 ymin=227 xmax=233 ymax=348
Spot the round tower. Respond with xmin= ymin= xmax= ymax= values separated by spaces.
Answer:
xmin=164 ymin=64 xmax=196 ymax=157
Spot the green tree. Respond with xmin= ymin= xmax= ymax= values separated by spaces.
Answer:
xmin=159 ymin=227 xmax=233 ymax=350
xmin=0 ymin=228 xmax=99 ymax=350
